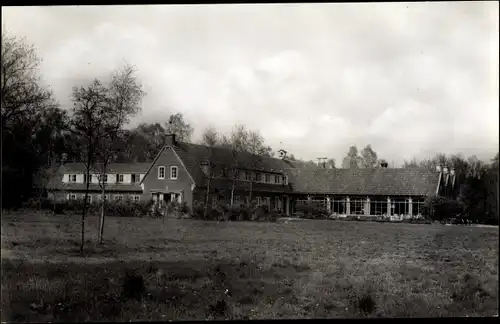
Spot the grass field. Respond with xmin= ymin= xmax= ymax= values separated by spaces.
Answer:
xmin=1 ymin=210 xmax=498 ymax=320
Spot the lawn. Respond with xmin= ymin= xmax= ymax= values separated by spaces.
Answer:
xmin=1 ymin=210 xmax=498 ymax=320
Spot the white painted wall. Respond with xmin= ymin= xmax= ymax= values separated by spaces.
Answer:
xmin=123 ymin=174 xmax=132 ymax=184
xmin=91 ymin=174 xmax=100 ymax=184
xmin=107 ymin=174 xmax=116 ymax=183
xmin=139 ymin=174 xmax=145 ymax=182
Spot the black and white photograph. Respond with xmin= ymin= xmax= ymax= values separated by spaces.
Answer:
xmin=1 ymin=2 xmax=498 ymax=320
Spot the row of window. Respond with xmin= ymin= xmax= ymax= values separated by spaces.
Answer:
xmin=67 ymin=174 xmax=142 ymax=183
xmin=158 ymin=166 xmax=178 ymax=180
xmin=210 ymin=195 xmax=283 ymax=210
xmin=214 ymin=169 xmax=288 ymax=185
xmin=67 ymin=193 xmax=141 ymax=202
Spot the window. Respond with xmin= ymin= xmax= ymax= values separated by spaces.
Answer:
xmin=114 ymin=195 xmax=123 ymax=202
xmin=97 ymin=194 xmax=109 ymax=201
xmin=256 ymin=197 xmax=261 ymax=205
xmin=68 ymin=174 xmax=77 ymax=183
xmin=255 ymin=173 xmax=262 ymax=182
xmin=158 ymin=166 xmax=165 ymax=179
xmin=170 ymin=166 xmax=178 ymax=180
xmin=265 ymin=197 xmax=271 ymax=207
xmin=133 ymin=195 xmax=140 ymax=202
xmin=131 ymin=174 xmax=136 ymax=183
xmin=117 ymin=174 xmax=124 ymax=183
xmin=274 ymin=175 xmax=281 ymax=184
xmin=275 ymin=197 xmax=281 ymax=210
xmin=131 ymin=174 xmax=141 ymax=183
xmin=69 ymin=193 xmax=77 ymax=200
xmin=85 ymin=195 xmax=92 ymax=203
xmin=84 ymin=174 xmax=93 ymax=183
xmin=265 ymin=174 xmax=271 ymax=183
xmin=283 ymin=175 xmax=288 ymax=185
xmin=351 ymin=199 xmax=364 ymax=215
xmin=98 ymin=174 xmax=108 ymax=183
xmin=246 ymin=172 xmax=252 ymax=181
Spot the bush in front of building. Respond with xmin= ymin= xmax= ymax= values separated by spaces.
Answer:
xmin=295 ymin=201 xmax=329 ymax=219
xmin=421 ymin=195 xmax=462 ymax=222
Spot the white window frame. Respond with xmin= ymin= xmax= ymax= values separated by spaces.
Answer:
xmin=84 ymin=195 xmax=92 ymax=203
xmin=114 ymin=194 xmax=123 ymax=201
xmin=274 ymin=175 xmax=281 ymax=184
xmin=133 ymin=195 xmax=140 ymax=202
xmin=99 ymin=174 xmax=108 ymax=183
xmin=158 ymin=166 xmax=165 ymax=179
xmin=170 ymin=166 xmax=178 ymax=180
xmin=283 ymin=175 xmax=288 ymax=185
xmin=117 ymin=174 xmax=124 ymax=183
xmin=265 ymin=174 xmax=271 ymax=183
xmin=68 ymin=174 xmax=77 ymax=183
xmin=256 ymin=197 xmax=261 ymax=205
xmin=84 ymin=174 xmax=92 ymax=183
xmin=69 ymin=193 xmax=77 ymax=200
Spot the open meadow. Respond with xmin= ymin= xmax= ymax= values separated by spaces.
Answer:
xmin=1 ymin=210 xmax=498 ymax=320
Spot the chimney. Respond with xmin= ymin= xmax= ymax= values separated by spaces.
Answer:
xmin=443 ymin=165 xmax=449 ymax=174
xmin=380 ymin=162 xmax=388 ymax=168
xmin=166 ymin=134 xmax=176 ymax=146
xmin=450 ymin=167 xmax=455 ymax=176
xmin=436 ymin=164 xmax=442 ymax=173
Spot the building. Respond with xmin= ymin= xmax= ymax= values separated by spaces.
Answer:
xmin=47 ymin=134 xmax=458 ymax=218
xmin=47 ymin=163 xmax=151 ymax=203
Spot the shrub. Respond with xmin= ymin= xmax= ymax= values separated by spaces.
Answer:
xmin=422 ymin=195 xmax=462 ymax=222
xmin=295 ymin=201 xmax=328 ymax=219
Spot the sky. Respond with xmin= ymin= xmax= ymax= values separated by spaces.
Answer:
xmin=2 ymin=3 xmax=499 ymax=165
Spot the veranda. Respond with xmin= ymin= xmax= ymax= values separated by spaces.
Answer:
xmin=294 ymin=195 xmax=426 ymax=220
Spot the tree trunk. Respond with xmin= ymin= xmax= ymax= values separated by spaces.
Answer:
xmin=98 ymin=185 xmax=106 ymax=244
xmin=80 ymin=165 xmax=91 ymax=255
xmin=249 ymin=181 xmax=253 ymax=204
xmin=204 ymin=177 xmax=211 ymax=220
xmin=230 ymin=180 xmax=235 ymax=207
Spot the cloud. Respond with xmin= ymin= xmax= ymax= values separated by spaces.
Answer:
xmin=2 ymin=3 xmax=498 ymax=165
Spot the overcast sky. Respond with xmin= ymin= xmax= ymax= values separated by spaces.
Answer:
xmin=3 ymin=3 xmax=499 ymax=165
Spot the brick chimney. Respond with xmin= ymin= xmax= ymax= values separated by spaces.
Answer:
xmin=165 ymin=134 xmax=177 ymax=146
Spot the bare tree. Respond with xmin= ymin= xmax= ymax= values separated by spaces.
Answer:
xmin=92 ymin=64 xmax=145 ymax=244
xmin=201 ymin=125 xmax=220 ymax=147
xmin=1 ymin=32 xmax=54 ymax=129
xmin=69 ymin=79 xmax=109 ymax=255
xmin=342 ymin=145 xmax=362 ymax=168
xmin=360 ymin=145 xmax=378 ymax=168
xmin=164 ymin=113 xmax=194 ymax=142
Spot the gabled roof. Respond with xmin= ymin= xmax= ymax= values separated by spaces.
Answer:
xmin=285 ymin=167 xmax=439 ymax=196
xmin=141 ymin=141 xmax=305 ymax=186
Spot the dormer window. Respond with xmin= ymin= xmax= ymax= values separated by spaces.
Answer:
xmin=283 ymin=175 xmax=288 ymax=185
xmin=68 ymin=174 xmax=77 ymax=183
xmin=98 ymin=174 xmax=108 ymax=183
xmin=255 ymin=173 xmax=262 ymax=182
xmin=117 ymin=174 xmax=124 ymax=183
xmin=265 ymin=174 xmax=271 ymax=183
xmin=246 ymin=172 xmax=252 ymax=181
xmin=84 ymin=174 xmax=92 ymax=183
xmin=274 ymin=174 xmax=281 ymax=184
